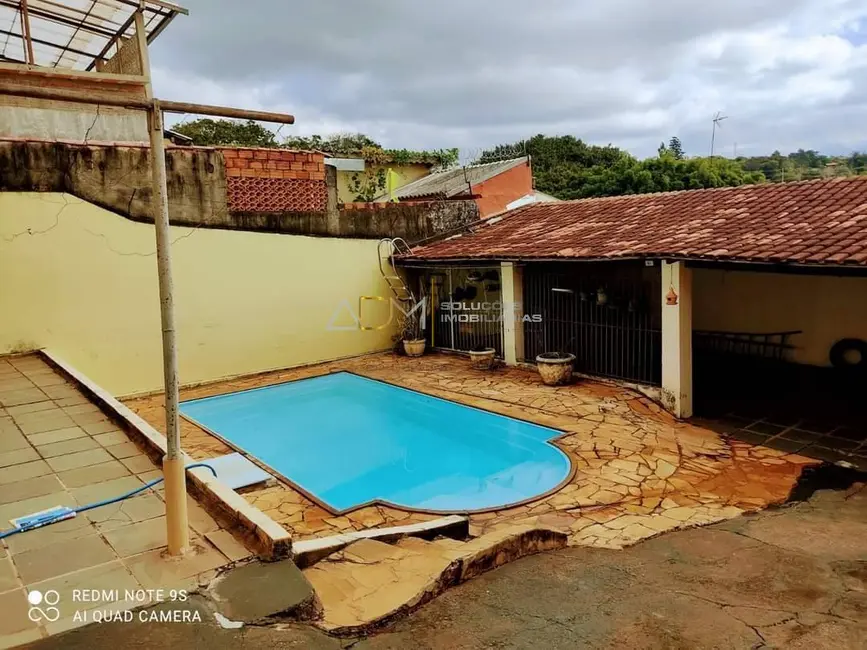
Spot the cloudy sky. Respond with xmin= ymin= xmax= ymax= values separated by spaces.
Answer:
xmin=151 ymin=0 xmax=867 ymax=160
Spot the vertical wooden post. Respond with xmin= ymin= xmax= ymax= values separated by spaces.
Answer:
xmin=135 ymin=7 xmax=189 ymax=555
xmin=20 ymin=0 xmax=35 ymax=64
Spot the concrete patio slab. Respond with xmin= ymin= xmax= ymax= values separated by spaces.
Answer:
xmin=26 ymin=427 xmax=87 ymax=447
xmin=124 ymin=544 xmax=228 ymax=591
xmin=6 ymin=515 xmax=94 ymax=555
xmin=303 ymin=526 xmax=567 ymax=635
xmin=0 ymin=588 xmax=36 ymax=637
xmin=33 ymin=437 xmax=100 ymax=458
xmin=0 ymin=459 xmax=51 ymax=484
xmin=103 ymin=516 xmax=172 ymax=557
xmin=45 ymin=448 xmax=113 ymax=472
xmin=0 ymin=353 xmax=243 ymax=647
xmin=0 ymin=447 xmax=40 ymax=467
xmin=210 ymin=559 xmax=319 ymax=623
xmin=205 ymin=530 xmax=252 ymax=563
xmin=13 ymin=534 xmax=116 ymax=584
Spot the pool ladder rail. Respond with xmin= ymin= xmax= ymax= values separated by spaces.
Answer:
xmin=378 ymin=237 xmax=416 ymax=305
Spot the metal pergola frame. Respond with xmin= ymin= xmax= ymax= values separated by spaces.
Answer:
xmin=0 ymin=0 xmax=186 ymax=69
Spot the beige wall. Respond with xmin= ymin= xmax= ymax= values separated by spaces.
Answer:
xmin=0 ymin=97 xmax=148 ymax=142
xmin=336 ymin=163 xmax=431 ymax=203
xmin=0 ymin=193 xmax=396 ymax=396
xmin=693 ymin=268 xmax=867 ymax=367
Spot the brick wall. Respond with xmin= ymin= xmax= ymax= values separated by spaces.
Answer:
xmin=471 ymin=160 xmax=534 ymax=218
xmin=220 ymin=147 xmax=327 ymax=213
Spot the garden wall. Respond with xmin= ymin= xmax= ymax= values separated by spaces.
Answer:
xmin=0 ymin=192 xmax=396 ymax=395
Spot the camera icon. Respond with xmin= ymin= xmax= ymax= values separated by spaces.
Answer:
xmin=27 ymin=590 xmax=61 ymax=623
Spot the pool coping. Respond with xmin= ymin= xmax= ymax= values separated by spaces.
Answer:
xmin=38 ymin=348 xmax=293 ymax=561
xmin=177 ymin=369 xmax=579 ymax=518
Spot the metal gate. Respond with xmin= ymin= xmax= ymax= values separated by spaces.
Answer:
xmin=419 ymin=267 xmax=505 ymax=356
xmin=523 ymin=262 xmax=661 ymax=385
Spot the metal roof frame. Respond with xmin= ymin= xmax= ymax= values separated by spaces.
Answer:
xmin=0 ymin=0 xmax=186 ymax=70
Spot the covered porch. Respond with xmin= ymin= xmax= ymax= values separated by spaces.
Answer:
xmin=399 ymin=256 xmax=867 ymax=471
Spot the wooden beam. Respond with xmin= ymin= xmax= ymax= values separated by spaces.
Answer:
xmin=0 ymin=62 xmax=149 ymax=85
xmin=0 ymin=83 xmax=296 ymax=124
xmin=158 ymin=101 xmax=295 ymax=124
xmin=133 ymin=9 xmax=152 ymax=96
xmin=20 ymin=0 xmax=35 ymax=64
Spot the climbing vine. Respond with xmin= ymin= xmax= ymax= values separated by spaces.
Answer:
xmin=348 ymin=167 xmax=388 ymax=202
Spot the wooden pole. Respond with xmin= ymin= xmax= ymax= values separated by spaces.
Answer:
xmin=147 ymin=100 xmax=189 ymax=555
xmin=19 ymin=0 xmax=35 ymax=64
xmin=135 ymin=7 xmax=188 ymax=556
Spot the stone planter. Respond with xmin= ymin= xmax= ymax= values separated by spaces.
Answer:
xmin=536 ymin=352 xmax=575 ymax=386
xmin=468 ymin=347 xmax=496 ymax=370
xmin=402 ymin=339 xmax=426 ymax=357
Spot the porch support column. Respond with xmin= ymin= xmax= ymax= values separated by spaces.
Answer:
xmin=661 ymin=261 xmax=693 ymax=418
xmin=501 ymin=262 xmax=524 ymax=365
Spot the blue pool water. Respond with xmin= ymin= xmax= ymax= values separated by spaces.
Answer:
xmin=179 ymin=373 xmax=570 ymax=513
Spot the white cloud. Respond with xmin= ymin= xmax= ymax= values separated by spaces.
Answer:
xmin=151 ymin=0 xmax=867 ymax=157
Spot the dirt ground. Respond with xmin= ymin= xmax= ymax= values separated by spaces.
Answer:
xmin=23 ymin=480 xmax=867 ymax=650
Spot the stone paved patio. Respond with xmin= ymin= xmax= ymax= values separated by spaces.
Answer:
xmin=125 ymin=353 xmax=817 ymax=551
xmin=0 ymin=354 xmax=250 ymax=649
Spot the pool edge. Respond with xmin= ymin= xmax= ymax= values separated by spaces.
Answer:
xmin=179 ymin=370 xmax=579 ymax=518
xmin=39 ymin=348 xmax=293 ymax=562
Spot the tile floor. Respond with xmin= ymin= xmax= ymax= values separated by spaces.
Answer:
xmin=0 ymin=354 xmax=250 ymax=649
xmin=695 ymin=413 xmax=867 ymax=471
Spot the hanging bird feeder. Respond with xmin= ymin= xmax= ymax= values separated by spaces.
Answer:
xmin=666 ymin=287 xmax=679 ymax=306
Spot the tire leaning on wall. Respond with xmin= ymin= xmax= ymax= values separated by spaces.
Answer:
xmin=829 ymin=338 xmax=867 ymax=370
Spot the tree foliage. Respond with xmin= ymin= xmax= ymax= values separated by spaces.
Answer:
xmin=478 ymin=135 xmax=865 ymax=200
xmin=282 ymin=132 xmax=380 ymax=154
xmin=171 ymin=118 xmax=279 ymax=147
xmin=282 ymin=133 xmax=459 ymax=168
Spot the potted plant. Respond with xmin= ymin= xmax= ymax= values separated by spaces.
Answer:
xmin=468 ymin=344 xmax=496 ymax=370
xmin=399 ymin=311 xmax=426 ymax=357
xmin=536 ymin=352 xmax=576 ymax=386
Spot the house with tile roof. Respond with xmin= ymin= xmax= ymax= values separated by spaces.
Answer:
xmin=395 ymin=176 xmax=867 ymax=425
xmin=375 ymin=156 xmax=534 ymax=218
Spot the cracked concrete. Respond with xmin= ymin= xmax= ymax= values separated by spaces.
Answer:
xmin=23 ymin=483 xmax=866 ymax=649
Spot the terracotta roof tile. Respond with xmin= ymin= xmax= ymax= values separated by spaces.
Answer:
xmin=408 ymin=176 xmax=867 ymax=266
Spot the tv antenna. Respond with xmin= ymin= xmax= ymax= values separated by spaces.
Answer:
xmin=710 ymin=112 xmax=728 ymax=159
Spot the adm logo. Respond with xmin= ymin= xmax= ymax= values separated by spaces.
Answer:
xmin=326 ymin=297 xmax=428 ymax=332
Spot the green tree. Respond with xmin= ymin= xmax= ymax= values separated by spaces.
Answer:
xmin=668 ymin=136 xmax=684 ymax=160
xmin=282 ymin=132 xmax=380 ymax=154
xmin=171 ymin=118 xmax=278 ymax=147
xmin=282 ymin=133 xmax=458 ymax=170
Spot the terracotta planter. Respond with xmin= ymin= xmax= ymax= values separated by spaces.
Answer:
xmin=403 ymin=339 xmax=426 ymax=357
xmin=468 ymin=348 xmax=496 ymax=370
xmin=536 ymin=352 xmax=575 ymax=386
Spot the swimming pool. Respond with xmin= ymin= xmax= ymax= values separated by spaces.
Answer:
xmin=179 ymin=372 xmax=571 ymax=513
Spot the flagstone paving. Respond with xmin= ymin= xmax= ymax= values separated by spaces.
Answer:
xmin=126 ymin=353 xmax=817 ymax=551
xmin=303 ymin=526 xmax=567 ymax=634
